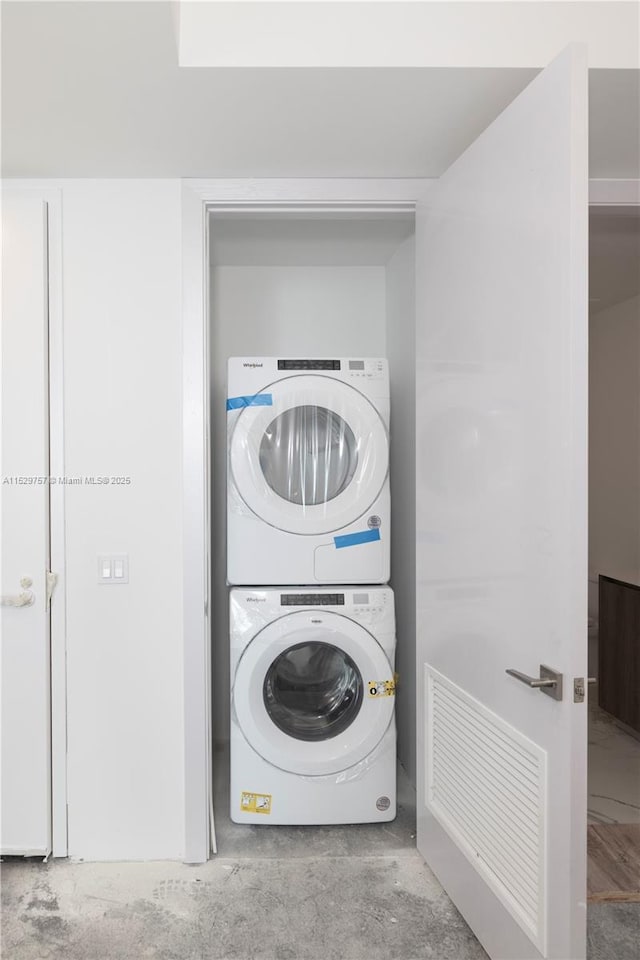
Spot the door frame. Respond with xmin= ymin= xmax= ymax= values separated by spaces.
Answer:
xmin=2 ymin=185 xmax=68 ymax=856
xmin=181 ymin=178 xmax=427 ymax=863
xmin=180 ymin=175 xmax=639 ymax=865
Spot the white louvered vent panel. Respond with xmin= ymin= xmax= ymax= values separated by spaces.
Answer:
xmin=425 ymin=665 xmax=547 ymax=954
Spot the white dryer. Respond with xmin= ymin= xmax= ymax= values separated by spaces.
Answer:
xmin=226 ymin=357 xmax=390 ymax=585
xmin=230 ymin=587 xmax=396 ymax=824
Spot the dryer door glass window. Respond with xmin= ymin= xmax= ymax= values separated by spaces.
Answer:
xmin=259 ymin=405 xmax=358 ymax=506
xmin=263 ymin=641 xmax=363 ymax=742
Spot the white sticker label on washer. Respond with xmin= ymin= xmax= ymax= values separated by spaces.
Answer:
xmin=240 ymin=792 xmax=272 ymax=815
xmin=368 ymin=680 xmax=396 ymax=698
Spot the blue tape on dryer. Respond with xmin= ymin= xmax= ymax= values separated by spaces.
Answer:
xmin=226 ymin=393 xmax=273 ymax=411
xmin=334 ymin=528 xmax=381 ymax=549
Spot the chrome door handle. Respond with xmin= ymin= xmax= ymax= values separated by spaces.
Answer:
xmin=506 ymin=664 xmax=563 ymax=701
xmin=506 ymin=669 xmax=555 ymax=687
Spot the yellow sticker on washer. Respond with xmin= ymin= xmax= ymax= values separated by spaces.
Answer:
xmin=368 ymin=679 xmax=396 ymax=697
xmin=240 ymin=792 xmax=272 ymax=815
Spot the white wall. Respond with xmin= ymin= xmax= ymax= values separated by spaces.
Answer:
xmin=210 ymin=263 xmax=387 ymax=738
xmin=59 ymin=181 xmax=185 ymax=860
xmin=179 ymin=2 xmax=639 ymax=68
xmin=589 ymin=293 xmax=640 ymax=596
xmin=386 ymin=237 xmax=417 ymax=786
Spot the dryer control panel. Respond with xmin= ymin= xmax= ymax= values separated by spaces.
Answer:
xmin=272 ymin=358 xmax=386 ymax=380
xmin=347 ymin=359 xmax=386 ymax=381
xmin=278 ymin=359 xmax=341 ymax=371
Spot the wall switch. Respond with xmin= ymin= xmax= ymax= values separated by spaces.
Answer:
xmin=98 ymin=555 xmax=129 ymax=584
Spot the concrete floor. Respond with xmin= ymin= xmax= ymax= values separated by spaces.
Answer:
xmin=2 ymin=755 xmax=638 ymax=960
xmin=212 ymin=746 xmax=419 ymax=861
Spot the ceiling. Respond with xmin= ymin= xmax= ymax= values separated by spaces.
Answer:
xmin=1 ymin=1 xmax=639 ymax=179
xmin=589 ymin=209 xmax=640 ymax=315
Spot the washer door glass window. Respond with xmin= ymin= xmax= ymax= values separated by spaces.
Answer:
xmin=259 ymin=406 xmax=358 ymax=507
xmin=264 ymin=641 xmax=363 ymax=741
xmin=233 ymin=611 xmax=395 ymax=776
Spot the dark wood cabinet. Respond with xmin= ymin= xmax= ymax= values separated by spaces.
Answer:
xmin=598 ymin=575 xmax=640 ymax=734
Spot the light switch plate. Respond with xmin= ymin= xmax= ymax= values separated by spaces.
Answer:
xmin=98 ymin=554 xmax=129 ymax=584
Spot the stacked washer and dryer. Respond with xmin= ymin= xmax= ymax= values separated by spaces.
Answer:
xmin=227 ymin=358 xmax=396 ymax=824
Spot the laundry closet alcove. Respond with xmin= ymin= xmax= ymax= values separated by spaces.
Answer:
xmin=207 ymin=201 xmax=419 ymax=848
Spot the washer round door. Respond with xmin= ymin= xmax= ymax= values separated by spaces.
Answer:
xmin=229 ymin=375 xmax=388 ymax=535
xmin=233 ymin=611 xmax=395 ymax=776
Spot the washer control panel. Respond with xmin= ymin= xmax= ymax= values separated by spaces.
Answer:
xmin=350 ymin=591 xmax=386 ymax=620
xmin=278 ymin=590 xmax=386 ymax=621
xmin=280 ymin=592 xmax=345 ymax=606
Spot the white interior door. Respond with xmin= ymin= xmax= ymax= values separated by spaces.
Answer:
xmin=415 ymin=46 xmax=588 ymax=960
xmin=1 ymin=195 xmax=52 ymax=856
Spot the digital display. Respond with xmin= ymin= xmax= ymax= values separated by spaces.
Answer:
xmin=278 ymin=360 xmax=341 ymax=371
xmin=349 ymin=361 xmax=365 ymax=370
xmin=281 ymin=593 xmax=345 ymax=606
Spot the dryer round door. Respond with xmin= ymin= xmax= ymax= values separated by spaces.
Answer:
xmin=233 ymin=610 xmax=395 ymax=776
xmin=229 ymin=375 xmax=388 ymax=535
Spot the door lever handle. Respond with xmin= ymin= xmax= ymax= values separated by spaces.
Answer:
xmin=506 ymin=664 xmax=563 ymax=701
xmin=1 ymin=576 xmax=35 ymax=608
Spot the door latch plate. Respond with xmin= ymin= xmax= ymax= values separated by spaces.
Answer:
xmin=573 ymin=676 xmax=596 ymax=703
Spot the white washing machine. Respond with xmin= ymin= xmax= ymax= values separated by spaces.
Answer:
xmin=226 ymin=357 xmax=390 ymax=585
xmin=230 ymin=586 xmax=396 ymax=824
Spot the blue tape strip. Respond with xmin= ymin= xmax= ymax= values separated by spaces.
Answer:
xmin=226 ymin=393 xmax=273 ymax=411
xmin=334 ymin=528 xmax=381 ymax=549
